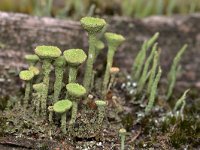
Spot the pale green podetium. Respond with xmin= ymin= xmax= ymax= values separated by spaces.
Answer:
xmin=25 ymin=54 xmax=39 ymax=66
xmin=35 ymin=46 xmax=61 ymax=115
xmin=29 ymin=66 xmax=40 ymax=76
xmin=81 ymin=17 xmax=106 ymax=93
xmin=63 ymin=49 xmax=87 ymax=83
xmin=53 ymin=56 xmax=66 ymax=103
xmin=66 ymin=83 xmax=86 ymax=132
xmin=94 ymin=40 xmax=105 ymax=60
xmin=95 ymin=100 xmax=107 ymax=131
xmin=145 ymin=67 xmax=162 ymax=114
xmin=33 ymin=83 xmax=46 ymax=116
xmin=102 ymin=32 xmax=125 ymax=97
xmin=48 ymin=106 xmax=54 ymax=124
xmin=53 ymin=99 xmax=72 ymax=134
xmin=119 ymin=128 xmax=127 ymax=150
xmin=19 ymin=70 xmax=34 ymax=107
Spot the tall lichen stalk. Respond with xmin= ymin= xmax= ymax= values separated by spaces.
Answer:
xmin=166 ymin=44 xmax=188 ymax=100
xmin=131 ymin=32 xmax=159 ymax=80
xmin=81 ymin=17 xmax=106 ymax=93
xmin=145 ymin=67 xmax=162 ymax=114
xmin=102 ymin=33 xmax=125 ymax=97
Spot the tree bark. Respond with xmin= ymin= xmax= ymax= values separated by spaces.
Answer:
xmin=0 ymin=12 xmax=200 ymax=94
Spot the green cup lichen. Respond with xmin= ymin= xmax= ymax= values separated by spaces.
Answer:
xmin=35 ymin=45 xmax=61 ymax=115
xmin=25 ymin=54 xmax=39 ymax=66
xmin=53 ymin=99 xmax=72 ymax=134
xmin=53 ymin=56 xmax=66 ymax=103
xmin=102 ymin=32 xmax=125 ymax=97
xmin=107 ymin=67 xmax=120 ymax=91
xmin=95 ymin=100 xmax=107 ymax=131
xmin=66 ymin=83 xmax=86 ymax=132
xmin=19 ymin=70 xmax=34 ymax=107
xmin=81 ymin=17 xmax=106 ymax=93
xmin=119 ymin=128 xmax=127 ymax=150
xmin=63 ymin=49 xmax=87 ymax=83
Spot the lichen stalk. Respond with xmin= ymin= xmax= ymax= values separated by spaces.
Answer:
xmin=145 ymin=67 xmax=162 ymax=114
xmin=96 ymin=104 xmax=106 ymax=129
xmin=68 ymin=67 xmax=78 ymax=83
xmin=41 ymin=59 xmax=51 ymax=115
xmin=54 ymin=67 xmax=64 ymax=102
xmin=69 ymin=101 xmax=78 ymax=132
xmin=102 ymin=48 xmax=115 ymax=96
xmin=119 ymin=128 xmax=127 ymax=150
xmin=61 ymin=113 xmax=67 ymax=134
xmin=24 ymin=81 xmax=31 ymax=107
xmin=83 ymin=34 xmax=96 ymax=92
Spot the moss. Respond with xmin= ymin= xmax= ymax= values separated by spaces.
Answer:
xmin=66 ymin=83 xmax=86 ymax=98
xmin=35 ymin=45 xmax=61 ymax=59
xmin=80 ymin=17 xmax=106 ymax=34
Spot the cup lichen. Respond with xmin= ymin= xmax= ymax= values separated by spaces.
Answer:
xmin=63 ymin=49 xmax=87 ymax=83
xmin=35 ymin=45 xmax=61 ymax=115
xmin=81 ymin=17 xmax=106 ymax=93
xmin=102 ymin=32 xmax=125 ymax=97
xmin=19 ymin=70 xmax=34 ymax=107
xmin=53 ymin=99 xmax=72 ymax=134
xmin=66 ymin=83 xmax=86 ymax=133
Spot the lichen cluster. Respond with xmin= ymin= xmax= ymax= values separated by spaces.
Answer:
xmin=18 ymin=16 xmax=125 ymax=138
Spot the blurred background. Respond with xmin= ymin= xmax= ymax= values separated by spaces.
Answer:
xmin=0 ymin=0 xmax=200 ymax=19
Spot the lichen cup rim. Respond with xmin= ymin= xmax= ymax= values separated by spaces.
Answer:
xmin=66 ymin=83 xmax=86 ymax=98
xmin=63 ymin=49 xmax=87 ymax=66
xmin=105 ymin=32 xmax=125 ymax=44
xmin=35 ymin=45 xmax=61 ymax=59
xmin=33 ymin=83 xmax=46 ymax=92
xmin=80 ymin=17 xmax=106 ymax=33
xmin=19 ymin=70 xmax=34 ymax=81
xmin=53 ymin=99 xmax=72 ymax=113
xmin=25 ymin=54 xmax=39 ymax=62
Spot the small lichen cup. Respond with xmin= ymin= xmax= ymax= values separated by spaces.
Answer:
xmin=102 ymin=33 xmax=125 ymax=97
xmin=95 ymin=100 xmax=107 ymax=131
xmin=19 ymin=70 xmax=34 ymax=107
xmin=53 ymin=99 xmax=72 ymax=134
xmin=66 ymin=83 xmax=86 ymax=133
xmin=35 ymin=45 xmax=61 ymax=115
xmin=107 ymin=67 xmax=120 ymax=91
xmin=119 ymin=128 xmax=127 ymax=150
xmin=63 ymin=49 xmax=87 ymax=83
xmin=80 ymin=17 xmax=106 ymax=93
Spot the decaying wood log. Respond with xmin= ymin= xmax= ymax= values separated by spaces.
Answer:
xmin=0 ymin=12 xmax=200 ymax=94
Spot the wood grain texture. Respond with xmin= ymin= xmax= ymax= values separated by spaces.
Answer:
xmin=0 ymin=12 xmax=200 ymax=92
